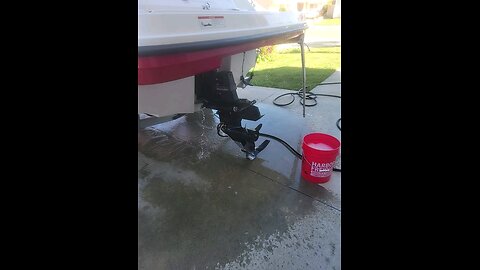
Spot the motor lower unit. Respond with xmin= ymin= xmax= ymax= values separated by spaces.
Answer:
xmin=195 ymin=70 xmax=270 ymax=160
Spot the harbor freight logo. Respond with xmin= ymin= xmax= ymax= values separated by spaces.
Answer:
xmin=310 ymin=161 xmax=334 ymax=178
xmin=198 ymin=16 xmax=225 ymax=29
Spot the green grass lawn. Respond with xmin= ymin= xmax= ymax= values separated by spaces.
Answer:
xmin=313 ymin=18 xmax=341 ymax=26
xmin=250 ymin=47 xmax=340 ymax=90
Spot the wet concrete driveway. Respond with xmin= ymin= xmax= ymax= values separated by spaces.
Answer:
xmin=138 ymin=81 xmax=341 ymax=270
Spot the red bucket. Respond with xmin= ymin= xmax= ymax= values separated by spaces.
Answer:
xmin=301 ymin=133 xmax=340 ymax=183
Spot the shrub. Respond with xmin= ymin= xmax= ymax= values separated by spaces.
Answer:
xmin=256 ymin=46 xmax=275 ymax=63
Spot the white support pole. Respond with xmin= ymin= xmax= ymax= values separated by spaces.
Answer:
xmin=300 ymin=34 xmax=306 ymax=117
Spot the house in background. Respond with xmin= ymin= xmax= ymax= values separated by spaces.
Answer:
xmin=325 ymin=0 xmax=341 ymax=18
xmin=253 ymin=0 xmax=340 ymax=19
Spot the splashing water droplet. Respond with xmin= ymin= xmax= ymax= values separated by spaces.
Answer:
xmin=197 ymin=109 xmax=209 ymax=160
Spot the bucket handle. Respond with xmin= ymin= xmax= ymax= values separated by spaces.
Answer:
xmin=302 ymin=155 xmax=313 ymax=167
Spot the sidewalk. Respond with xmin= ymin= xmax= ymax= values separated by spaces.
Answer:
xmin=276 ymin=23 xmax=340 ymax=50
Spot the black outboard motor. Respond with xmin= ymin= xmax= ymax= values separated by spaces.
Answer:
xmin=195 ymin=70 xmax=270 ymax=160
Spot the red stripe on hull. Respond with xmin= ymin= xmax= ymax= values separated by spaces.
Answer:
xmin=138 ymin=31 xmax=303 ymax=85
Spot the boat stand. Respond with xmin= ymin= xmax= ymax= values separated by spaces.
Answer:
xmin=299 ymin=34 xmax=307 ymax=118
